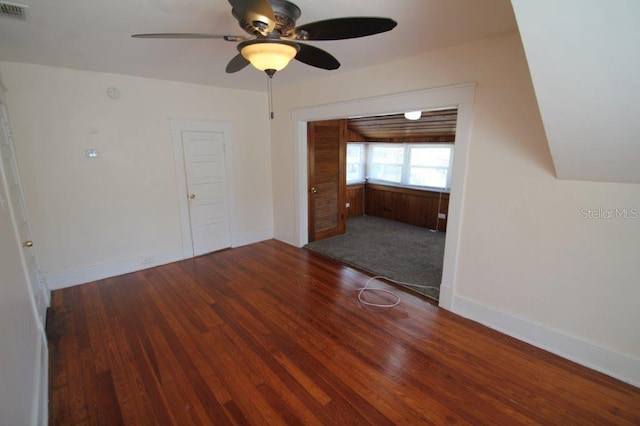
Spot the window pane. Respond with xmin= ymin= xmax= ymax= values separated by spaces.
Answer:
xmin=410 ymin=147 xmax=451 ymax=167
xmin=409 ymin=167 xmax=448 ymax=188
xmin=407 ymin=145 xmax=453 ymax=189
xmin=370 ymin=164 xmax=402 ymax=182
xmin=368 ymin=145 xmax=404 ymax=183
xmin=371 ymin=146 xmax=403 ymax=164
xmin=346 ymin=143 xmax=365 ymax=184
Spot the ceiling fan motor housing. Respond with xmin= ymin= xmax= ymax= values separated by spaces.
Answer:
xmin=134 ymin=0 xmax=397 ymax=74
xmin=233 ymin=0 xmax=301 ymax=37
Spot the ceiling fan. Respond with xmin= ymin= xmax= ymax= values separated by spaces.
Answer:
xmin=132 ymin=0 xmax=397 ymax=77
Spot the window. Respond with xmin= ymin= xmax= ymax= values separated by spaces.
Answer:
xmin=407 ymin=145 xmax=453 ymax=189
xmin=364 ymin=143 xmax=454 ymax=191
xmin=346 ymin=143 xmax=366 ymax=184
xmin=367 ymin=144 xmax=404 ymax=184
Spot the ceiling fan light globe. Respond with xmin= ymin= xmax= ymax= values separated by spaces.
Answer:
xmin=241 ymin=42 xmax=298 ymax=71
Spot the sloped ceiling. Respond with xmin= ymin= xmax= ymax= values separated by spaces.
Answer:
xmin=511 ymin=0 xmax=640 ymax=183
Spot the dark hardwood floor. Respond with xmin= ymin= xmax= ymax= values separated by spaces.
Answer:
xmin=47 ymin=239 xmax=640 ymax=425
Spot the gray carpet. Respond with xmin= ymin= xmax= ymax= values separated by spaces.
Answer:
xmin=305 ymin=216 xmax=445 ymax=300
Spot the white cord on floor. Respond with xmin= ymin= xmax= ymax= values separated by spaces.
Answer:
xmin=357 ymin=275 xmax=441 ymax=308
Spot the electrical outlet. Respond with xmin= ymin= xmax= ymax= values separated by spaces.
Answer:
xmin=346 ymin=202 xmax=350 ymax=208
xmin=142 ymin=256 xmax=154 ymax=264
xmin=438 ymin=213 xmax=446 ymax=220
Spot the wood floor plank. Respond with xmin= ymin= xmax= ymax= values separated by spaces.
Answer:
xmin=106 ymin=316 xmax=159 ymax=425
xmin=199 ymin=329 xmax=286 ymax=425
xmin=80 ymin=283 xmax=111 ymax=375
xmin=140 ymin=275 xmax=234 ymax=424
xmin=138 ymin=312 xmax=220 ymax=425
xmin=48 ymin=240 xmax=640 ymax=425
xmin=92 ymin=370 xmax=124 ymax=426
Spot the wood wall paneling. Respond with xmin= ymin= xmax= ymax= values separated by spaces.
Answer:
xmin=365 ymin=184 xmax=449 ymax=231
xmin=363 ymin=135 xmax=455 ymax=143
xmin=346 ymin=184 xmax=365 ymax=218
xmin=344 ymin=183 xmax=449 ymax=231
xmin=437 ymin=193 xmax=449 ymax=232
xmin=347 ymin=129 xmax=366 ymax=142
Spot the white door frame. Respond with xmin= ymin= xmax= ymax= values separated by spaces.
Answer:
xmin=1 ymin=101 xmax=49 ymax=424
xmin=291 ymin=84 xmax=476 ymax=311
xmin=170 ymin=119 xmax=237 ymax=258
xmin=0 ymin=103 xmax=49 ymax=317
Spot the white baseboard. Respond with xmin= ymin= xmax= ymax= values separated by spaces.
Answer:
xmin=452 ymin=295 xmax=640 ymax=388
xmin=438 ymin=285 xmax=454 ymax=310
xmin=45 ymin=247 xmax=184 ymax=290
xmin=45 ymin=228 xmax=276 ymax=291
xmin=232 ymin=228 xmax=274 ymax=248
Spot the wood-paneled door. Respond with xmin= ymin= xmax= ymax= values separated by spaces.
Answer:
xmin=307 ymin=119 xmax=346 ymax=242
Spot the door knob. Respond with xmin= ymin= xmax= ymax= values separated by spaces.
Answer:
xmin=23 ymin=240 xmax=33 ymax=247
xmin=310 ymin=187 xmax=317 ymax=194
xmin=189 ymin=193 xmax=196 ymax=199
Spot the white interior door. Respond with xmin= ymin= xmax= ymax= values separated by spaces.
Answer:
xmin=0 ymin=104 xmax=48 ymax=325
xmin=182 ymin=130 xmax=232 ymax=256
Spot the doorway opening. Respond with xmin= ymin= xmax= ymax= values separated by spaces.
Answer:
xmin=305 ymin=109 xmax=457 ymax=301
xmin=292 ymin=84 xmax=476 ymax=309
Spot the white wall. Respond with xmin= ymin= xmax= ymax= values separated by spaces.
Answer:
xmin=271 ymin=32 xmax=640 ymax=385
xmin=511 ymin=0 xmax=640 ymax=183
xmin=0 ymin=62 xmax=273 ymax=288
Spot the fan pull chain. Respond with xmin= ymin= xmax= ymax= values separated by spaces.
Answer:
xmin=267 ymin=73 xmax=274 ymax=120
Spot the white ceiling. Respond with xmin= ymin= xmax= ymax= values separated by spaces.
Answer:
xmin=0 ymin=0 xmax=517 ymax=91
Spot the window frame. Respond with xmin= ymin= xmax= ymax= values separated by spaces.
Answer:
xmin=365 ymin=143 xmax=405 ymax=186
xmin=362 ymin=142 xmax=454 ymax=192
xmin=404 ymin=143 xmax=454 ymax=191
xmin=345 ymin=142 xmax=367 ymax=185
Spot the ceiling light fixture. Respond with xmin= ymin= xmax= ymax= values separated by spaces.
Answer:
xmin=239 ymin=39 xmax=299 ymax=76
xmin=404 ymin=111 xmax=422 ymax=120
xmin=238 ymin=39 xmax=300 ymax=120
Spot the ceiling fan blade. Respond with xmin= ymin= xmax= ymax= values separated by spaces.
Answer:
xmin=226 ymin=53 xmax=251 ymax=73
xmin=295 ymin=43 xmax=340 ymax=70
xmin=228 ymin=0 xmax=276 ymax=33
xmin=132 ymin=33 xmax=247 ymax=41
xmin=295 ymin=17 xmax=397 ymax=41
